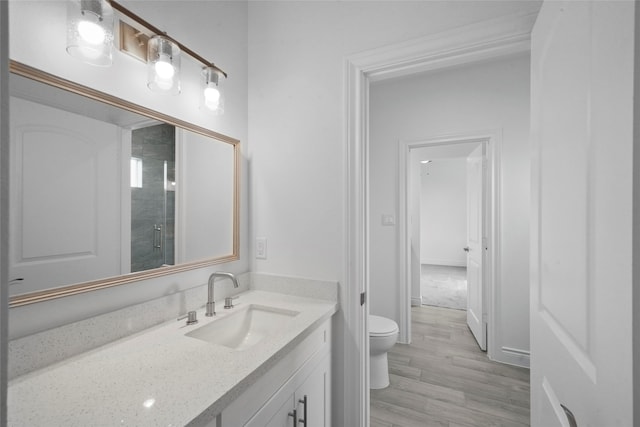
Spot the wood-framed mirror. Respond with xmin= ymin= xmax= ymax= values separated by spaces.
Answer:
xmin=8 ymin=61 xmax=240 ymax=307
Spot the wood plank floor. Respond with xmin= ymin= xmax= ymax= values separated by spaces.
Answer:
xmin=370 ymin=306 xmax=530 ymax=427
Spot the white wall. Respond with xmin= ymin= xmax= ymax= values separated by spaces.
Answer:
xmin=247 ymin=1 xmax=540 ymax=421
xmin=7 ymin=0 xmax=249 ymax=339
xmin=369 ymin=54 xmax=531 ymax=364
xmin=420 ymin=158 xmax=467 ymax=267
xmin=180 ymin=131 xmax=235 ymax=262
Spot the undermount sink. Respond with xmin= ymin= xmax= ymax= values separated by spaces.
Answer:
xmin=186 ymin=304 xmax=300 ymax=350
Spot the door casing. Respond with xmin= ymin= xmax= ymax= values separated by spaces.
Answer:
xmin=343 ymin=11 xmax=538 ymax=426
xmin=397 ymin=133 xmax=497 ymax=356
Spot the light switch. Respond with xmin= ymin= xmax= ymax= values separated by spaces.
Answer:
xmin=382 ymin=215 xmax=395 ymax=226
xmin=256 ymin=237 xmax=267 ymax=259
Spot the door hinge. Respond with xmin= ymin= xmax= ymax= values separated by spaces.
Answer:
xmin=360 ymin=292 xmax=366 ymax=306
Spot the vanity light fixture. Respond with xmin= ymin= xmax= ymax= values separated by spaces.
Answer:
xmin=110 ymin=0 xmax=227 ymax=106
xmin=66 ymin=0 xmax=115 ymax=66
xmin=202 ymin=66 xmax=225 ymax=114
xmin=66 ymin=0 xmax=228 ymax=109
xmin=147 ymin=35 xmax=181 ymax=94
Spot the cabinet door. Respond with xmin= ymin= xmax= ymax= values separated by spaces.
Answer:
xmin=295 ymin=354 xmax=330 ymax=427
xmin=262 ymin=395 xmax=296 ymax=427
xmin=244 ymin=385 xmax=294 ymax=427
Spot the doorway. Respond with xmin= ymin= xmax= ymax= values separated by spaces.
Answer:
xmin=344 ymin=13 xmax=534 ymax=426
xmin=415 ymin=143 xmax=482 ymax=313
xmin=398 ymin=134 xmax=495 ymax=351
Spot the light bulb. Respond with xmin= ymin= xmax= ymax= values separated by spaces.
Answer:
xmin=77 ymin=19 xmax=105 ymax=45
xmin=147 ymin=36 xmax=180 ymax=94
xmin=204 ymin=86 xmax=221 ymax=110
xmin=155 ymin=55 xmax=175 ymax=80
xmin=66 ymin=0 xmax=114 ymax=66
xmin=154 ymin=75 xmax=174 ymax=91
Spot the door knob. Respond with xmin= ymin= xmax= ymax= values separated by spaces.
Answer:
xmin=463 ymin=246 xmax=470 ymax=252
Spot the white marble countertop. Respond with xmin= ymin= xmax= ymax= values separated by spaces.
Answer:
xmin=8 ymin=290 xmax=337 ymax=426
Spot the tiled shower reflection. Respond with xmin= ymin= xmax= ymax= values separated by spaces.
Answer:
xmin=131 ymin=123 xmax=175 ymax=272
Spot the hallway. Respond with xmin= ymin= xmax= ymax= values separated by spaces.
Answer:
xmin=370 ymin=305 xmax=530 ymax=427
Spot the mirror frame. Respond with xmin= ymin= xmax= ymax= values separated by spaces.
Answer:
xmin=8 ymin=60 xmax=240 ymax=308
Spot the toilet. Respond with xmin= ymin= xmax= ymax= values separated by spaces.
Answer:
xmin=369 ymin=314 xmax=399 ymax=389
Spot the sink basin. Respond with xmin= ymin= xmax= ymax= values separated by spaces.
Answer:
xmin=186 ymin=304 xmax=300 ymax=350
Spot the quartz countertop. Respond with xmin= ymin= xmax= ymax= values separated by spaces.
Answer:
xmin=8 ymin=290 xmax=337 ymax=426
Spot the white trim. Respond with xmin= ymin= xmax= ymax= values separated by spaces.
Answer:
xmin=420 ymin=259 xmax=467 ymax=268
xmin=0 ymin=1 xmax=8 ymax=424
xmin=343 ymin=58 xmax=368 ymax=427
xmin=350 ymin=11 xmax=537 ymax=82
xmin=502 ymin=346 xmax=531 ymax=357
xmin=501 ymin=346 xmax=531 ymax=368
xmin=397 ymin=139 xmax=411 ymax=344
xmin=343 ymin=12 xmax=534 ymax=426
xmin=411 ymin=297 xmax=422 ymax=307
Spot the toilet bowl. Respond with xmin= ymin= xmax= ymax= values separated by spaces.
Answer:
xmin=369 ymin=314 xmax=399 ymax=389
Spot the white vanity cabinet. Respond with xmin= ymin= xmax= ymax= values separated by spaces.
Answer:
xmin=247 ymin=353 xmax=330 ymax=427
xmin=216 ymin=318 xmax=332 ymax=427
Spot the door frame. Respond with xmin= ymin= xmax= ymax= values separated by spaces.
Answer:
xmin=343 ymin=11 xmax=536 ymax=427
xmin=397 ymin=133 xmax=499 ymax=354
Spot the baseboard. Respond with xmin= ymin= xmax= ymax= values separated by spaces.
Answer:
xmin=492 ymin=346 xmax=530 ymax=368
xmin=411 ymin=297 xmax=422 ymax=307
xmin=421 ymin=259 xmax=466 ymax=268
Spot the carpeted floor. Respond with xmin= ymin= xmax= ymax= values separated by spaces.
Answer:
xmin=420 ymin=264 xmax=467 ymax=310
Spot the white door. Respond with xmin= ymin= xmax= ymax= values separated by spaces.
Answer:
xmin=530 ymin=1 xmax=635 ymax=426
xmin=9 ymin=96 xmax=121 ymax=295
xmin=465 ymin=144 xmax=485 ymax=350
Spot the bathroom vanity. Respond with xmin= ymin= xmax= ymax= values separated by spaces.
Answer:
xmin=7 ymin=281 xmax=337 ymax=426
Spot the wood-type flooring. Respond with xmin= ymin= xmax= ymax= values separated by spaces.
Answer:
xmin=370 ymin=305 xmax=530 ymax=427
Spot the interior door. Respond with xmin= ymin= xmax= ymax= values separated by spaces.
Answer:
xmin=530 ymin=1 xmax=635 ymax=425
xmin=9 ymin=96 xmax=121 ymax=294
xmin=465 ymin=144 xmax=485 ymax=350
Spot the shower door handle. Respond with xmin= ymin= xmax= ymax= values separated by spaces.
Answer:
xmin=153 ymin=224 xmax=163 ymax=250
xmin=463 ymin=246 xmax=470 ymax=252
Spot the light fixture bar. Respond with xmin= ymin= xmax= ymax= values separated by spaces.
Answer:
xmin=107 ymin=0 xmax=227 ymax=77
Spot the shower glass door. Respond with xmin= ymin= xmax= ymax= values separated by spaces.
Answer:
xmin=130 ymin=123 xmax=176 ymax=272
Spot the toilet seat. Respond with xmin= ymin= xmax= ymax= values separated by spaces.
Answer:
xmin=369 ymin=315 xmax=399 ymax=337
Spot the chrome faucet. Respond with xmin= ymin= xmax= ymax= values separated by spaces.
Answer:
xmin=206 ymin=272 xmax=239 ymax=317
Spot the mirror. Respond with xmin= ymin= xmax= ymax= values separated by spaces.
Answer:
xmin=8 ymin=61 xmax=240 ymax=307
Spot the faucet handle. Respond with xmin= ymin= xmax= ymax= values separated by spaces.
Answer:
xmin=224 ymin=296 xmax=239 ymax=309
xmin=178 ymin=311 xmax=198 ymax=325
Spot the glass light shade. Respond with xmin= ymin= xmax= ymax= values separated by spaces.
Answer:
xmin=201 ymin=66 xmax=225 ymax=114
xmin=66 ymin=0 xmax=114 ymax=66
xmin=147 ymin=36 xmax=181 ymax=95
